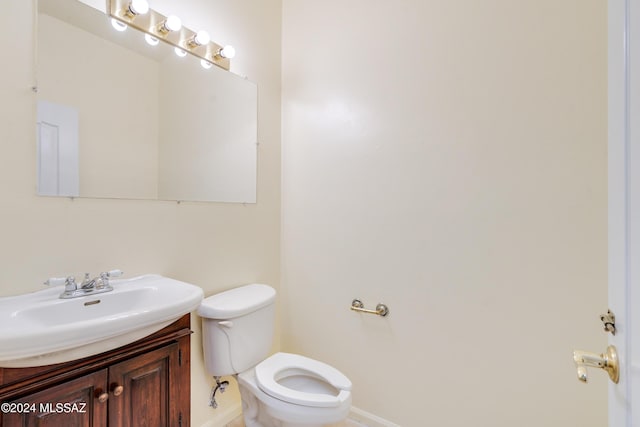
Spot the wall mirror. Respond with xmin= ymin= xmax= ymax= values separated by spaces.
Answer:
xmin=36 ymin=0 xmax=258 ymax=203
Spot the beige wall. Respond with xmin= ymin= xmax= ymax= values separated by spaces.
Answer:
xmin=38 ymin=13 xmax=159 ymax=198
xmin=1 ymin=1 xmax=280 ymax=426
xmin=157 ymin=56 xmax=258 ymax=203
xmin=281 ymin=1 xmax=608 ymax=425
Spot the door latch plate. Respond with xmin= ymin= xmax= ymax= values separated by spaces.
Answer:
xmin=600 ymin=309 xmax=616 ymax=335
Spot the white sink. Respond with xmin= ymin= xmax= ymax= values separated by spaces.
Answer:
xmin=0 ymin=274 xmax=203 ymax=368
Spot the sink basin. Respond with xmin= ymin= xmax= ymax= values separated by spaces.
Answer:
xmin=0 ymin=274 xmax=203 ymax=367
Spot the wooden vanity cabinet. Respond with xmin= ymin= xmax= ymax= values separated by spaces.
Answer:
xmin=0 ymin=314 xmax=191 ymax=427
xmin=1 ymin=369 xmax=108 ymax=427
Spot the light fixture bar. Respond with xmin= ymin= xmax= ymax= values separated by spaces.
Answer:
xmin=108 ymin=0 xmax=231 ymax=71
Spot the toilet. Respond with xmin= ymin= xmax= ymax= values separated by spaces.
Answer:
xmin=198 ymin=284 xmax=352 ymax=427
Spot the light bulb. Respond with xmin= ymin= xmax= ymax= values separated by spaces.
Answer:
xmin=125 ymin=0 xmax=149 ymax=17
xmin=195 ymin=30 xmax=210 ymax=45
xmin=188 ymin=30 xmax=210 ymax=48
xmin=145 ymin=34 xmax=159 ymax=46
xmin=200 ymin=59 xmax=213 ymax=69
xmin=166 ymin=16 xmax=182 ymax=32
xmin=174 ymin=47 xmax=187 ymax=57
xmin=158 ymin=15 xmax=182 ymax=34
xmin=111 ymin=18 xmax=127 ymax=32
xmin=218 ymin=45 xmax=236 ymax=59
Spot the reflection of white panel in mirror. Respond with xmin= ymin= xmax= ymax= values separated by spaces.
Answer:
xmin=36 ymin=100 xmax=80 ymax=197
xmin=36 ymin=0 xmax=258 ymax=203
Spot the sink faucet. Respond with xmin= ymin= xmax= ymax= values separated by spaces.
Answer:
xmin=45 ymin=270 xmax=123 ymax=299
xmin=80 ymin=273 xmax=97 ymax=290
xmin=80 ymin=270 xmax=123 ymax=290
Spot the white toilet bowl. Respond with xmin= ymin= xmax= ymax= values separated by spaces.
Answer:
xmin=198 ymin=284 xmax=352 ymax=427
xmin=237 ymin=352 xmax=352 ymax=427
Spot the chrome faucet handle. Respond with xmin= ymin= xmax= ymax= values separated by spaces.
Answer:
xmin=99 ymin=269 xmax=123 ymax=288
xmin=44 ymin=276 xmax=77 ymax=292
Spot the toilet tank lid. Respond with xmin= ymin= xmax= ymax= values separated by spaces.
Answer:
xmin=198 ymin=284 xmax=276 ymax=319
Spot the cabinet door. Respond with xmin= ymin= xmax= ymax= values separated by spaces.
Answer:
xmin=0 ymin=369 xmax=108 ymax=427
xmin=108 ymin=343 xmax=183 ymax=427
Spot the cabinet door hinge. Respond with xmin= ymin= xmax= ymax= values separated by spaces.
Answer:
xmin=179 ymin=412 xmax=183 ymax=427
xmin=178 ymin=349 xmax=182 ymax=366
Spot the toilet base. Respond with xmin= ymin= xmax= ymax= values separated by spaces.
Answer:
xmin=239 ymin=382 xmax=323 ymax=427
xmin=237 ymin=368 xmax=350 ymax=427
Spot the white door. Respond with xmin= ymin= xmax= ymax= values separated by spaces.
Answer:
xmin=36 ymin=100 xmax=80 ymax=197
xmin=608 ymin=0 xmax=639 ymax=425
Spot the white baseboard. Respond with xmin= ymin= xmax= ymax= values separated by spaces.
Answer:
xmin=199 ymin=403 xmax=242 ymax=427
xmin=349 ymin=406 xmax=401 ymax=427
xmin=199 ymin=404 xmax=399 ymax=427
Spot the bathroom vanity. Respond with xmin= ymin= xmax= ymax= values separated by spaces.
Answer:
xmin=0 ymin=314 xmax=191 ymax=427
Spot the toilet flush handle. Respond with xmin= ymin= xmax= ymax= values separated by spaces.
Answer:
xmin=218 ymin=321 xmax=233 ymax=328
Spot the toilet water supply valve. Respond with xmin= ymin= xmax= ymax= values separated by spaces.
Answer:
xmin=209 ymin=376 xmax=230 ymax=409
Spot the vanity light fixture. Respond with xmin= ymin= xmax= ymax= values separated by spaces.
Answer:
xmin=108 ymin=0 xmax=235 ymax=71
xmin=200 ymin=59 xmax=213 ymax=69
xmin=157 ymin=15 xmax=182 ymax=34
xmin=187 ymin=30 xmax=211 ymax=48
xmin=145 ymin=34 xmax=159 ymax=46
xmin=123 ymin=0 xmax=149 ymax=18
xmin=111 ymin=18 xmax=127 ymax=32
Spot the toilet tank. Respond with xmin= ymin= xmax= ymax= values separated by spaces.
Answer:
xmin=198 ymin=284 xmax=276 ymax=376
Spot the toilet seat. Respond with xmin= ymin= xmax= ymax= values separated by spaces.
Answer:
xmin=255 ymin=352 xmax=352 ymax=408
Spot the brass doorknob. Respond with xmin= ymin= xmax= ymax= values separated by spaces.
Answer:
xmin=573 ymin=345 xmax=619 ymax=384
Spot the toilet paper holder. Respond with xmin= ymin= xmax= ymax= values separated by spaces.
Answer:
xmin=350 ymin=299 xmax=389 ymax=317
